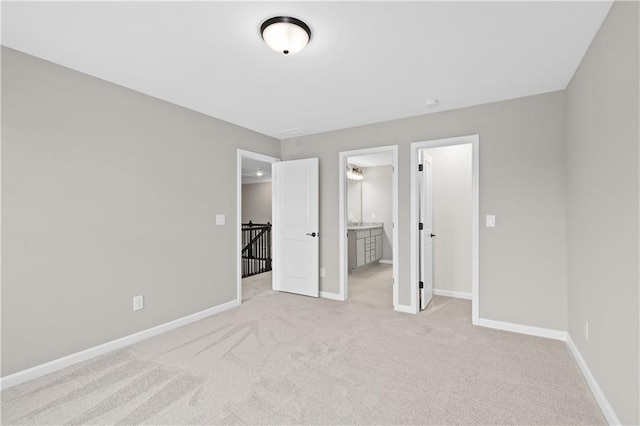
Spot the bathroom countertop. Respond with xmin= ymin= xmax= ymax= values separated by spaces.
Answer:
xmin=347 ymin=222 xmax=383 ymax=231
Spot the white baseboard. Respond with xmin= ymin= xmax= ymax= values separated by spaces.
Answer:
xmin=0 ymin=298 xmax=240 ymax=391
xmin=433 ymin=289 xmax=472 ymax=300
xmin=566 ymin=335 xmax=620 ymax=425
xmin=379 ymin=259 xmax=393 ymax=265
xmin=477 ymin=318 xmax=567 ymax=341
xmin=320 ymin=291 xmax=344 ymax=301
xmin=394 ymin=304 xmax=416 ymax=314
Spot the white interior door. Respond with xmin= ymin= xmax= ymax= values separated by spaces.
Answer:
xmin=272 ymin=158 xmax=319 ymax=297
xmin=420 ymin=152 xmax=434 ymax=309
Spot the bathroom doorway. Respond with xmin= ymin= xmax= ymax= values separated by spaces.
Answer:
xmin=338 ymin=146 xmax=399 ymax=310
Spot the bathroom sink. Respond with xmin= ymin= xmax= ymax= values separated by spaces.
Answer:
xmin=347 ymin=221 xmax=383 ymax=230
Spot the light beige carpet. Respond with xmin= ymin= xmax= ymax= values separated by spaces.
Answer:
xmin=1 ymin=264 xmax=605 ymax=425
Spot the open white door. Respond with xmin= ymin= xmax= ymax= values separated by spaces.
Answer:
xmin=272 ymin=158 xmax=319 ymax=297
xmin=420 ymin=153 xmax=434 ymax=309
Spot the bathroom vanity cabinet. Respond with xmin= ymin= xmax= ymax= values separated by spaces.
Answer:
xmin=347 ymin=225 xmax=383 ymax=272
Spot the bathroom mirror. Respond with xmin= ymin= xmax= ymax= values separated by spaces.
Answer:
xmin=347 ymin=171 xmax=362 ymax=221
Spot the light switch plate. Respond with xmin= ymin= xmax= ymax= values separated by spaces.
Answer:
xmin=486 ymin=215 xmax=496 ymax=227
xmin=216 ymin=214 xmax=226 ymax=225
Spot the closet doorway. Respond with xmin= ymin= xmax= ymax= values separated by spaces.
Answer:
xmin=410 ymin=135 xmax=479 ymax=321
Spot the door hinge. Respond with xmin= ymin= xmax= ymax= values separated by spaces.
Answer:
xmin=419 ymin=281 xmax=424 ymax=289
xmin=418 ymin=164 xmax=423 ymax=172
xmin=419 ymin=222 xmax=424 ymax=230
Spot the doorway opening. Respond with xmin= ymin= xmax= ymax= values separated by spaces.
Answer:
xmin=410 ymin=135 xmax=479 ymax=322
xmin=338 ymin=146 xmax=399 ymax=309
xmin=236 ymin=149 xmax=280 ymax=304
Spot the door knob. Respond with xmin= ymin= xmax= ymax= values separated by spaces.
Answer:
xmin=430 ymin=233 xmax=436 ymax=238
xmin=306 ymin=232 xmax=318 ymax=237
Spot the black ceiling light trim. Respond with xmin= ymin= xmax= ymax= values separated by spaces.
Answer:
xmin=260 ymin=16 xmax=312 ymax=41
xmin=260 ymin=16 xmax=312 ymax=55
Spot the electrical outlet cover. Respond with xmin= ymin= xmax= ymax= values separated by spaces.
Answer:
xmin=133 ymin=295 xmax=144 ymax=311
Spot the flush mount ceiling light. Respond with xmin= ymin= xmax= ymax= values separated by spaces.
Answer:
xmin=256 ymin=168 xmax=263 ymax=177
xmin=260 ymin=16 xmax=311 ymax=55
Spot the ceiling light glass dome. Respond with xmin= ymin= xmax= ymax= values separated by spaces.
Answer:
xmin=261 ymin=16 xmax=311 ymax=55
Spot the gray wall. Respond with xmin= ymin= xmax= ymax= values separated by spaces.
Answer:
xmin=241 ymin=182 xmax=272 ymax=224
xmin=1 ymin=48 xmax=280 ymax=376
xmin=282 ymin=90 xmax=568 ymax=331
xmin=361 ymin=166 xmax=393 ymax=261
xmin=565 ymin=1 xmax=639 ymax=424
xmin=425 ymin=145 xmax=472 ymax=295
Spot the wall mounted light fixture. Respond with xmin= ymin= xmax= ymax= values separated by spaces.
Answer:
xmin=347 ymin=166 xmax=364 ymax=181
xmin=261 ymin=16 xmax=311 ymax=55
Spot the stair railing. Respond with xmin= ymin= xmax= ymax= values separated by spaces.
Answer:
xmin=241 ymin=222 xmax=272 ymax=278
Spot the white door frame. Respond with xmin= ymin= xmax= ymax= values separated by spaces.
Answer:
xmin=338 ymin=145 xmax=399 ymax=305
xmin=410 ymin=135 xmax=479 ymax=324
xmin=419 ymin=151 xmax=434 ymax=310
xmin=236 ymin=149 xmax=280 ymax=304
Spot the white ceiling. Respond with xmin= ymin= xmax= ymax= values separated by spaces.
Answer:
xmin=242 ymin=157 xmax=272 ymax=184
xmin=1 ymin=1 xmax=612 ymax=138
xmin=348 ymin=152 xmax=393 ymax=168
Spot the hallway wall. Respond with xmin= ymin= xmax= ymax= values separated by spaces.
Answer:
xmin=242 ymin=182 xmax=272 ymax=224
